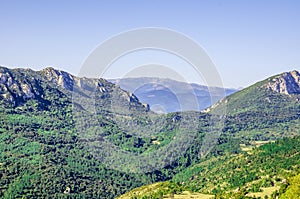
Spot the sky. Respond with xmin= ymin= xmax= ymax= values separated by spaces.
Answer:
xmin=0 ymin=0 xmax=300 ymax=88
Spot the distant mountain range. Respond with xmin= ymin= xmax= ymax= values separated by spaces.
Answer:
xmin=0 ymin=66 xmax=299 ymax=198
xmin=109 ymin=77 xmax=238 ymax=113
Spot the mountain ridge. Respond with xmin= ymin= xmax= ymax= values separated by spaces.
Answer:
xmin=3 ymin=65 xmax=298 ymax=112
xmin=0 ymin=66 xmax=150 ymax=112
xmin=0 ymin=66 xmax=300 ymax=198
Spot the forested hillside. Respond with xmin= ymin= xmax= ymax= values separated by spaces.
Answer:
xmin=0 ymin=66 xmax=299 ymax=198
xmin=119 ymin=136 xmax=300 ymax=199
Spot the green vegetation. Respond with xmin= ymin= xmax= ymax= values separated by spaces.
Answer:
xmin=278 ymin=174 xmax=300 ymax=198
xmin=119 ymin=137 xmax=300 ymax=199
xmin=0 ymin=67 xmax=299 ymax=198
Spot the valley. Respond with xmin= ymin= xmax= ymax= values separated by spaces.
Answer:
xmin=0 ymin=66 xmax=299 ymax=198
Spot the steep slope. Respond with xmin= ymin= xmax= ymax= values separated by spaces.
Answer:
xmin=266 ymin=70 xmax=300 ymax=94
xmin=110 ymin=77 xmax=237 ymax=113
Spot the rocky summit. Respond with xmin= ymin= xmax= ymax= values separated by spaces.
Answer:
xmin=0 ymin=66 xmax=149 ymax=112
xmin=265 ymin=70 xmax=300 ymax=95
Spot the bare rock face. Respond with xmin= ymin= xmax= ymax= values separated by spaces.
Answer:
xmin=41 ymin=67 xmax=78 ymax=91
xmin=266 ymin=70 xmax=300 ymax=95
xmin=0 ymin=67 xmax=37 ymax=104
xmin=0 ymin=66 xmax=150 ymax=113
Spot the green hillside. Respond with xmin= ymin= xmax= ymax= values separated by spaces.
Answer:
xmin=211 ymin=72 xmax=300 ymax=141
xmin=118 ymin=136 xmax=300 ymax=199
xmin=0 ymin=67 xmax=299 ymax=198
xmin=118 ymin=71 xmax=300 ymax=199
xmin=0 ymin=66 xmax=213 ymax=198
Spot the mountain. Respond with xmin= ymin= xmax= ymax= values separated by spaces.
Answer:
xmin=0 ymin=66 xmax=149 ymax=112
xmin=109 ymin=77 xmax=237 ymax=113
xmin=0 ymin=66 xmax=210 ymax=198
xmin=0 ymin=66 xmax=156 ymax=198
xmin=118 ymin=70 xmax=300 ymax=199
xmin=0 ymin=66 xmax=299 ymax=198
xmin=207 ymin=70 xmax=300 ymax=141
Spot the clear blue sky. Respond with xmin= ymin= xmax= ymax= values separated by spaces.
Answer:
xmin=1 ymin=0 xmax=300 ymax=88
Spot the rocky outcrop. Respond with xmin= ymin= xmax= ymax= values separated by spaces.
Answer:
xmin=0 ymin=66 xmax=150 ymax=113
xmin=41 ymin=67 xmax=79 ymax=91
xmin=266 ymin=70 xmax=300 ymax=95
xmin=0 ymin=67 xmax=39 ymax=105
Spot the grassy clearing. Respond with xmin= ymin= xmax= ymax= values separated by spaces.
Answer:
xmin=246 ymin=186 xmax=280 ymax=198
xmin=171 ymin=191 xmax=214 ymax=199
xmin=117 ymin=182 xmax=163 ymax=199
xmin=240 ymin=140 xmax=275 ymax=153
xmin=117 ymin=183 xmax=215 ymax=199
xmin=240 ymin=144 xmax=253 ymax=152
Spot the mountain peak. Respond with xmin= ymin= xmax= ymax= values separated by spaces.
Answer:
xmin=41 ymin=67 xmax=77 ymax=91
xmin=265 ymin=70 xmax=300 ymax=95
